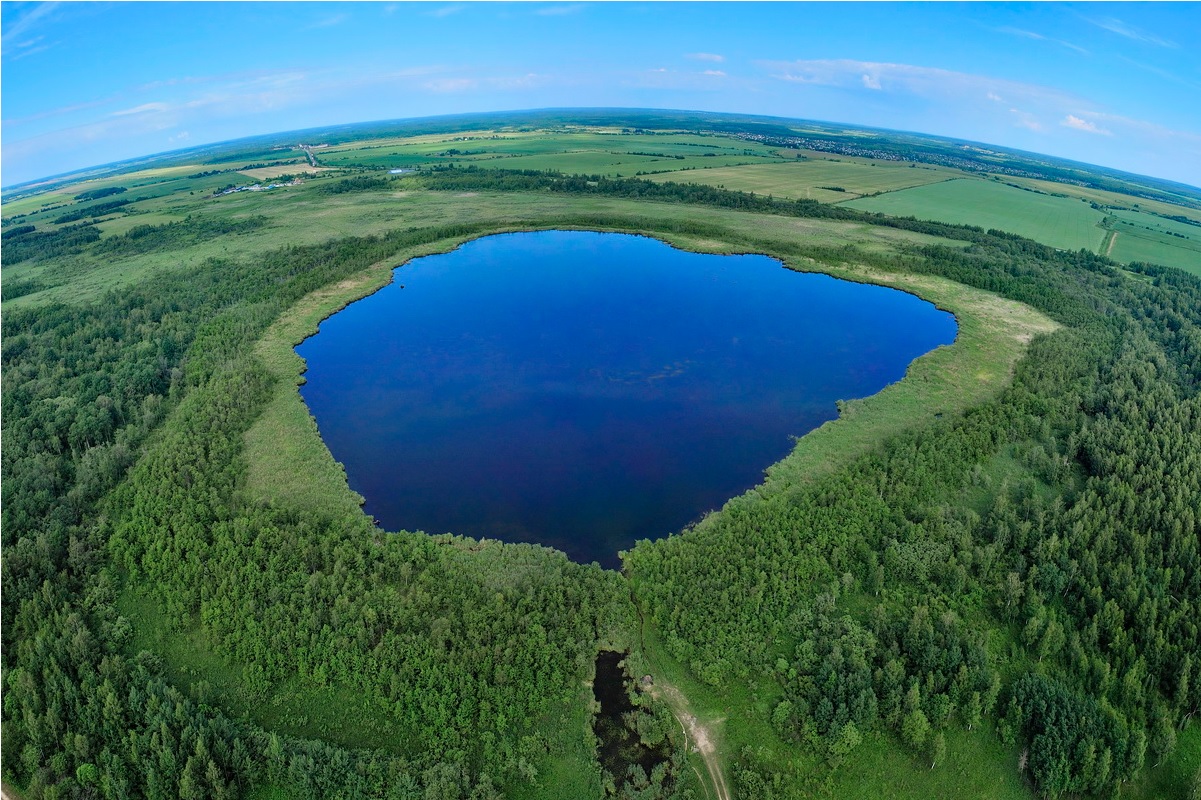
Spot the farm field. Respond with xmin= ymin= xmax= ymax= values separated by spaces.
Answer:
xmin=644 ymin=159 xmax=957 ymax=201
xmin=1107 ymin=208 xmax=1201 ymax=275
xmin=315 ymin=129 xmax=788 ymax=174
xmin=1001 ymin=176 xmax=1201 ymax=224
xmin=845 ymin=178 xmax=1109 ymax=252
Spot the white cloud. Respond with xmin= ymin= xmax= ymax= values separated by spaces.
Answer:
xmin=702 ymin=70 xmax=726 ymax=77
xmin=861 ymin=73 xmax=882 ymax=90
xmin=426 ymin=4 xmax=465 ymax=18
xmin=987 ymin=92 xmax=1004 ymax=103
xmin=1062 ymin=115 xmax=1112 ymax=136
xmin=686 ymin=52 xmax=725 ymax=63
xmin=1090 ymin=17 xmax=1176 ymax=48
xmin=1 ymin=2 xmax=60 ymax=54
xmin=112 ymin=102 xmax=171 ymax=117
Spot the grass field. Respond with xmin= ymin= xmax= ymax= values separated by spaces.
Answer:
xmin=1106 ymin=208 xmax=1201 ymax=275
xmin=315 ymin=129 xmax=789 ymax=176
xmin=646 ymin=159 xmax=957 ymax=201
xmin=846 ymin=178 xmax=1109 ymax=252
xmin=4 ymin=181 xmax=963 ymax=310
xmin=1002 ymin=176 xmax=1201 ymax=224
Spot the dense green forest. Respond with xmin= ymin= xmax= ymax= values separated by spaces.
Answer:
xmin=3 ymin=133 xmax=1200 ymax=799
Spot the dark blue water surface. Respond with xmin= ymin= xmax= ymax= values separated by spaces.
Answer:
xmin=297 ymin=231 xmax=956 ymax=568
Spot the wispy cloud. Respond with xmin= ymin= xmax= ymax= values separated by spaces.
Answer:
xmin=995 ymin=26 xmax=1089 ymax=55
xmin=2 ymin=1 xmax=61 ymax=59
xmin=4 ymin=95 xmax=118 ymax=127
xmin=534 ymin=4 xmax=585 ymax=17
xmin=305 ymin=13 xmax=348 ymax=30
xmin=1090 ymin=17 xmax=1176 ymax=48
xmin=702 ymin=70 xmax=726 ymax=78
xmin=1081 ymin=112 xmax=1201 ymax=146
xmin=426 ymin=4 xmax=465 ymax=18
xmin=686 ymin=52 xmax=725 ymax=63
xmin=762 ymin=59 xmax=1083 ymax=110
xmin=1115 ymin=55 xmax=1201 ymax=92
xmin=1062 ymin=114 xmax=1112 ymax=136
xmin=112 ymin=102 xmax=171 ymax=117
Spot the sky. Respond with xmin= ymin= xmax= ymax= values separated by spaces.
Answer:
xmin=3 ymin=2 xmax=1200 ymax=188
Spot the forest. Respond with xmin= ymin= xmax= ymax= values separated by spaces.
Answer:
xmin=3 ymin=129 xmax=1200 ymax=799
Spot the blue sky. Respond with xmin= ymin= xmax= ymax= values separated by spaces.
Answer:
xmin=3 ymin=2 xmax=1200 ymax=188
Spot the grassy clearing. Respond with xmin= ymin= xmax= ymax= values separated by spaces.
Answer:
xmin=1122 ymin=720 xmax=1201 ymax=800
xmin=646 ymin=159 xmax=956 ymax=201
xmin=835 ymin=728 xmax=1029 ymax=800
xmin=116 ymin=587 xmax=410 ymax=754
xmin=505 ymin=688 xmax=604 ymax=800
xmin=631 ymin=619 xmax=1030 ymax=800
xmin=846 ymin=178 xmax=1109 ymax=252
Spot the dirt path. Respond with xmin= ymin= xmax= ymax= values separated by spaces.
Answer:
xmin=1106 ymin=229 xmax=1119 ymax=257
xmin=646 ymin=677 xmax=732 ymax=800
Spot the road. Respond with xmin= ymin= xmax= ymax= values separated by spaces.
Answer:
xmin=646 ymin=676 xmax=732 ymax=800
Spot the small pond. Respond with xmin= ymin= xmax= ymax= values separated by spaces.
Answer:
xmin=296 ymin=230 xmax=956 ymax=567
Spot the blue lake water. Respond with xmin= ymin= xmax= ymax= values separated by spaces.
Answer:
xmin=296 ymin=230 xmax=957 ymax=568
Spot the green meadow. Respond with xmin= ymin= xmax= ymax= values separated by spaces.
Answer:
xmin=845 ymin=177 xmax=1110 ymax=252
xmin=1106 ymin=208 xmax=1201 ymax=275
xmin=646 ymin=159 xmax=958 ymax=201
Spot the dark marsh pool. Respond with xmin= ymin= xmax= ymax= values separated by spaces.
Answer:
xmin=296 ymin=230 xmax=957 ymax=567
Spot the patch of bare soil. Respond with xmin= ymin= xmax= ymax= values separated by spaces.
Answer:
xmin=647 ymin=678 xmax=732 ymax=800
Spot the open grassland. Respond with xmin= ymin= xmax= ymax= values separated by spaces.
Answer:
xmin=846 ymin=178 xmax=1109 ymax=252
xmin=316 ymin=129 xmax=788 ymax=175
xmin=1001 ymin=176 xmax=1201 ymax=224
xmin=645 ymin=159 xmax=956 ymax=201
xmin=3 ymin=181 xmax=962 ymax=310
xmin=1106 ymin=208 xmax=1201 ymax=275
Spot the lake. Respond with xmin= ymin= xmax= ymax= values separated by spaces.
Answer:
xmin=296 ymin=230 xmax=957 ymax=567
